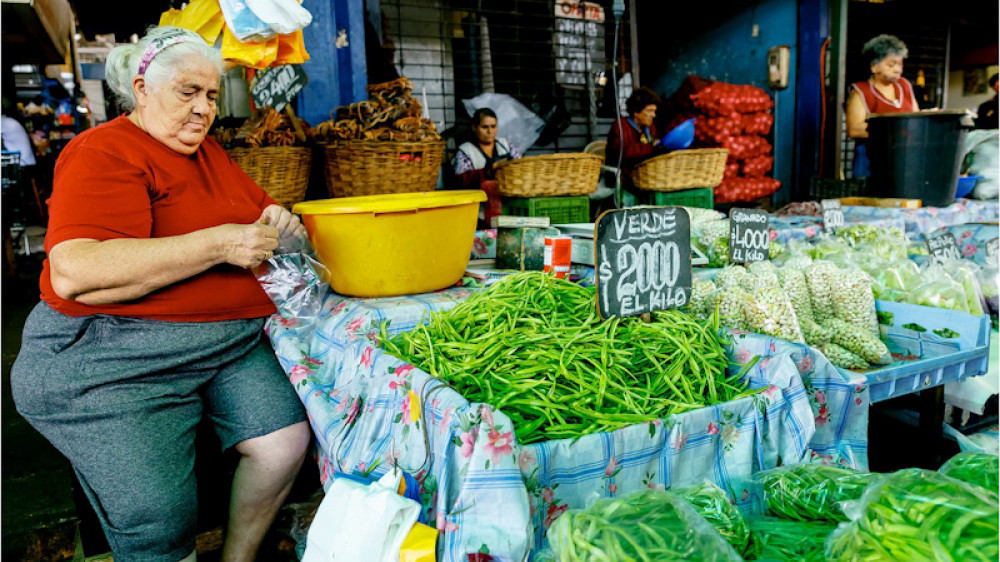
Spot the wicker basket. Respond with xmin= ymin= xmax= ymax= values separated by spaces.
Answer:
xmin=323 ymin=140 xmax=445 ymax=198
xmin=495 ymin=153 xmax=601 ymax=197
xmin=630 ymin=148 xmax=729 ymax=192
xmin=228 ymin=147 xmax=312 ymax=208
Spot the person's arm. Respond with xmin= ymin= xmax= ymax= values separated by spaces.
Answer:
xmin=49 ymin=214 xmax=279 ymax=305
xmin=846 ymin=90 xmax=869 ymax=139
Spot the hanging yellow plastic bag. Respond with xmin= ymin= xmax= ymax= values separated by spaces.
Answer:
xmin=399 ymin=523 xmax=437 ymax=562
xmin=158 ymin=8 xmax=182 ymax=27
xmin=176 ymin=0 xmax=226 ymax=43
xmin=274 ymin=30 xmax=310 ymax=65
xmin=222 ymin=24 xmax=278 ymax=69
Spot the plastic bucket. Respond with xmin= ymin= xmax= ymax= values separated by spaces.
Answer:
xmin=293 ymin=190 xmax=486 ymax=297
xmin=866 ymin=111 xmax=967 ymax=207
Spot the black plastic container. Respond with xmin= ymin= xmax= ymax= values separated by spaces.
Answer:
xmin=866 ymin=110 xmax=967 ymax=207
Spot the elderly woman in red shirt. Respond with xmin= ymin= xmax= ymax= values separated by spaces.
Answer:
xmin=11 ymin=26 xmax=310 ymax=562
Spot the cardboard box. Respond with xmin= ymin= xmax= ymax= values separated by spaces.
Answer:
xmin=839 ymin=197 xmax=922 ymax=209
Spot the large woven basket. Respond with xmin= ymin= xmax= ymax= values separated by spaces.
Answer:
xmin=495 ymin=153 xmax=601 ymax=197
xmin=631 ymin=148 xmax=729 ymax=192
xmin=323 ymin=140 xmax=445 ymax=198
xmin=228 ymin=147 xmax=312 ymax=208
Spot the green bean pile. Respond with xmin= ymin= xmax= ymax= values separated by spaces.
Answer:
xmin=549 ymin=489 xmax=742 ymax=562
xmin=381 ymin=272 xmax=749 ymax=444
xmin=825 ymin=468 xmax=999 ymax=561
xmin=677 ymin=482 xmax=751 ymax=556
xmin=744 ymin=517 xmax=837 ymax=562
xmin=759 ymin=464 xmax=875 ymax=522
xmin=938 ymin=452 xmax=999 ymax=497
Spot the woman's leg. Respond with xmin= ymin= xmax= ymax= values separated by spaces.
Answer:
xmin=221 ymin=421 xmax=310 ymax=561
xmin=204 ymin=335 xmax=310 ymax=561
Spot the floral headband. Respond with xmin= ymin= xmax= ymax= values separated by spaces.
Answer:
xmin=136 ymin=29 xmax=195 ymax=76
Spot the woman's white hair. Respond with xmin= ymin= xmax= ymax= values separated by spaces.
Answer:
xmin=105 ymin=26 xmax=224 ymax=111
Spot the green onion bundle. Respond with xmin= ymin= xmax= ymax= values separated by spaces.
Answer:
xmin=549 ymin=489 xmax=743 ymax=562
xmin=758 ymin=463 xmax=875 ymax=522
xmin=825 ymin=468 xmax=999 ymax=561
xmin=938 ymin=452 xmax=999 ymax=497
xmin=744 ymin=517 xmax=837 ymax=562
xmin=676 ymin=482 xmax=751 ymax=555
xmin=381 ymin=272 xmax=751 ymax=444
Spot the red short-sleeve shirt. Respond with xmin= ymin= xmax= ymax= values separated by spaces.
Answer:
xmin=40 ymin=116 xmax=278 ymax=322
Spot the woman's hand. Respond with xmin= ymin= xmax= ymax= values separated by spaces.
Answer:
xmin=215 ymin=222 xmax=280 ymax=269
xmin=258 ymin=204 xmax=306 ymax=240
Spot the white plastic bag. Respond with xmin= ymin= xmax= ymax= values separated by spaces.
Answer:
xmin=462 ymin=93 xmax=545 ymax=154
xmin=301 ymin=469 xmax=421 ymax=562
xmin=965 ymin=129 xmax=999 ymax=200
xmin=246 ymin=0 xmax=312 ymax=35
xmin=218 ymin=0 xmax=276 ymax=42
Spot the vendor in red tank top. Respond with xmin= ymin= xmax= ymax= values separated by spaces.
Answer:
xmin=846 ymin=34 xmax=917 ymax=177
xmin=847 ymin=34 xmax=917 ymax=138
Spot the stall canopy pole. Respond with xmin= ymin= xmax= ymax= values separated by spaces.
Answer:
xmin=829 ymin=0 xmax=848 ymax=179
xmin=627 ymin=0 xmax=639 ymax=86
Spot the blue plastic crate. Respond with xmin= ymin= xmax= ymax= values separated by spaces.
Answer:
xmin=854 ymin=300 xmax=992 ymax=402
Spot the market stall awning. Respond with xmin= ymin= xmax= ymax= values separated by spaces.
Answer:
xmin=2 ymin=0 xmax=74 ymax=65
xmin=68 ymin=0 xmax=170 ymax=42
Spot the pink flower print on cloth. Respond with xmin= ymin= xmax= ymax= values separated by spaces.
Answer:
xmin=484 ymin=429 xmax=514 ymax=464
xmin=816 ymin=404 xmax=830 ymax=426
xmin=436 ymin=511 xmax=458 ymax=533
xmin=517 ymin=449 xmax=537 ymax=472
xmin=541 ymin=487 xmax=554 ymax=504
xmin=289 ymin=364 xmax=311 ymax=385
xmin=460 ymin=431 xmax=477 ymax=458
xmin=543 ymin=503 xmax=569 ymax=529
xmin=604 ymin=456 xmax=620 ymax=478
xmin=359 ymin=346 xmax=374 ymax=369
xmin=707 ymin=422 xmax=720 ymax=436
xmin=962 ymin=243 xmax=977 ymax=258
xmin=389 ymin=364 xmax=413 ymax=390
xmin=480 ymin=405 xmax=496 ymax=429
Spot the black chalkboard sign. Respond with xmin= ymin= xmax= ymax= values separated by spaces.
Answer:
xmin=926 ymin=232 xmax=961 ymax=261
xmin=251 ymin=65 xmax=308 ymax=111
xmin=821 ymin=199 xmax=844 ymax=232
xmin=595 ymin=207 xmax=692 ymax=319
xmin=728 ymin=208 xmax=770 ymax=263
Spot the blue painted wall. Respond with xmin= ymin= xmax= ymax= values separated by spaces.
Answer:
xmin=299 ymin=0 xmax=368 ymax=126
xmin=638 ymin=0 xmax=800 ymax=204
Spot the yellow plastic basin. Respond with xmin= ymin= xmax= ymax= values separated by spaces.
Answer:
xmin=293 ymin=190 xmax=486 ymax=297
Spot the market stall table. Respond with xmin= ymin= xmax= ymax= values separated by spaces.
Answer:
xmin=260 ymin=256 xmax=870 ymax=559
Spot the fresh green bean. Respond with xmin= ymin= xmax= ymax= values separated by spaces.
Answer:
xmin=549 ymin=489 xmax=743 ymax=561
xmin=380 ymin=272 xmax=749 ymax=444
xmin=825 ymin=468 xmax=999 ymax=561
xmin=938 ymin=452 xmax=999 ymax=497
xmin=758 ymin=464 xmax=875 ymax=522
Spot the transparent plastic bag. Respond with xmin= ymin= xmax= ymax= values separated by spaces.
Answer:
xmin=219 ymin=0 xmax=276 ymax=42
xmin=777 ymin=267 xmax=814 ymax=323
xmin=549 ymin=489 xmax=743 ymax=562
xmin=832 ymin=268 xmax=878 ymax=335
xmin=684 ymin=279 xmax=717 ymax=319
xmin=825 ymin=318 xmax=891 ymax=365
xmin=938 ymin=452 xmax=999 ymax=497
xmin=826 ymin=468 xmax=999 ymax=562
xmin=977 ymin=261 xmax=999 ymax=316
xmin=676 ymin=481 xmax=751 ymax=556
xmin=714 ymin=264 xmax=748 ymax=289
xmin=255 ymin=251 xmax=328 ymax=325
xmin=706 ymin=285 xmax=748 ymax=330
xmin=741 ymin=286 xmax=804 ymax=343
xmin=246 ymin=0 xmax=312 ymax=35
xmin=747 ymin=517 xmax=837 ymax=562
xmin=757 ymin=464 xmax=875 ymax=522
xmin=907 ymin=276 xmax=971 ymax=313
xmin=805 ymin=261 xmax=837 ymax=324
xmin=816 ymin=341 xmax=868 ymax=369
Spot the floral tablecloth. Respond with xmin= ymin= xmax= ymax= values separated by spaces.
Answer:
xmin=841 ymin=198 xmax=999 ymax=235
xmin=261 ymin=257 xmax=869 ymax=560
xmin=768 ymin=215 xmax=907 ymax=244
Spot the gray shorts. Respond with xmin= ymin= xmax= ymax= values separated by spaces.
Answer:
xmin=11 ymin=302 xmax=307 ymax=562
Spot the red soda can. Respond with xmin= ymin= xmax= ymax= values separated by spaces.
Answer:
xmin=544 ymin=235 xmax=572 ymax=279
